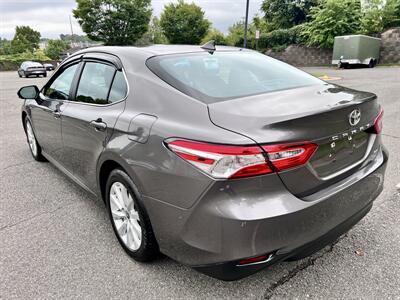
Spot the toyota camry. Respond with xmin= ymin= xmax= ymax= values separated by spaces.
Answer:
xmin=17 ymin=44 xmax=388 ymax=280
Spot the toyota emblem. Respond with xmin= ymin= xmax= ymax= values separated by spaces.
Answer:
xmin=349 ymin=109 xmax=361 ymax=126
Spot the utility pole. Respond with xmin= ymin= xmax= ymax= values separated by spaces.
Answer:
xmin=243 ymin=0 xmax=250 ymax=48
xmin=69 ymin=15 xmax=74 ymax=48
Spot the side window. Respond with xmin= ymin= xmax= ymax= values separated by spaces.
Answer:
xmin=108 ymin=71 xmax=128 ymax=103
xmin=75 ymin=62 xmax=115 ymax=105
xmin=44 ymin=64 xmax=78 ymax=100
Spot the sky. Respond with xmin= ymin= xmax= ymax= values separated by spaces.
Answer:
xmin=0 ymin=0 xmax=264 ymax=40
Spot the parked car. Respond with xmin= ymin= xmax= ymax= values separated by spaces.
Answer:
xmin=17 ymin=45 xmax=387 ymax=281
xmin=43 ymin=63 xmax=55 ymax=71
xmin=18 ymin=61 xmax=47 ymax=78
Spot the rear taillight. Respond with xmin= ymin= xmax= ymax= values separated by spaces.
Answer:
xmin=372 ymin=108 xmax=384 ymax=134
xmin=166 ymin=139 xmax=318 ymax=179
xmin=166 ymin=140 xmax=272 ymax=179
xmin=263 ymin=143 xmax=318 ymax=172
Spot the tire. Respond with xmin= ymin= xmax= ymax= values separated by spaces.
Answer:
xmin=368 ymin=59 xmax=375 ymax=68
xmin=24 ymin=118 xmax=46 ymax=161
xmin=18 ymin=72 xmax=22 ymax=78
xmin=44 ymin=73 xmax=47 ymax=77
xmin=106 ymin=169 xmax=159 ymax=262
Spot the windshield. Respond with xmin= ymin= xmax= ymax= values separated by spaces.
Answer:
xmin=146 ymin=51 xmax=323 ymax=103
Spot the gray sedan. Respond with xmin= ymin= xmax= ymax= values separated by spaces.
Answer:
xmin=18 ymin=61 xmax=47 ymax=78
xmin=17 ymin=44 xmax=388 ymax=280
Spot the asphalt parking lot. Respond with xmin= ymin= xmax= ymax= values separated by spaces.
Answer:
xmin=0 ymin=66 xmax=399 ymax=299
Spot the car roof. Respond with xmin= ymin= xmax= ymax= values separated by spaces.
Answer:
xmin=69 ymin=44 xmax=246 ymax=60
xmin=23 ymin=61 xmax=42 ymax=66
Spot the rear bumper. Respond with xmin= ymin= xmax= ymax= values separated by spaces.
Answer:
xmin=332 ymin=58 xmax=375 ymax=65
xmin=25 ymin=70 xmax=46 ymax=76
xmin=144 ymin=146 xmax=388 ymax=280
xmin=193 ymin=201 xmax=373 ymax=280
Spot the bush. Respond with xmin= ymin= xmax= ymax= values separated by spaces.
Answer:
xmin=238 ymin=25 xmax=306 ymax=50
xmin=0 ymin=50 xmax=51 ymax=71
xmin=45 ymin=40 xmax=68 ymax=60
xmin=201 ymin=29 xmax=227 ymax=45
xmin=301 ymin=0 xmax=362 ymax=48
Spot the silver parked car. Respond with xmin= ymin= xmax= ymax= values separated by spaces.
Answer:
xmin=17 ymin=45 xmax=387 ymax=280
xmin=18 ymin=61 xmax=47 ymax=78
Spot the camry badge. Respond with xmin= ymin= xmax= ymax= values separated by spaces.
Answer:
xmin=349 ymin=109 xmax=361 ymax=126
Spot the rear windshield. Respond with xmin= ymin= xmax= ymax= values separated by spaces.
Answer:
xmin=27 ymin=62 xmax=43 ymax=67
xmin=146 ymin=51 xmax=322 ymax=103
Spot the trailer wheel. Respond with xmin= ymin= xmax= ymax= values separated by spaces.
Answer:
xmin=368 ymin=59 xmax=375 ymax=68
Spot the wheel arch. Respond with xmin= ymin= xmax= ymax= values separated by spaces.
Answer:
xmin=97 ymin=154 xmax=145 ymax=204
xmin=21 ymin=111 xmax=27 ymax=132
xmin=98 ymin=160 xmax=124 ymax=202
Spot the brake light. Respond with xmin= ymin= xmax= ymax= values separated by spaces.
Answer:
xmin=372 ymin=108 xmax=384 ymax=134
xmin=263 ymin=143 xmax=318 ymax=171
xmin=166 ymin=140 xmax=272 ymax=179
xmin=166 ymin=139 xmax=318 ymax=179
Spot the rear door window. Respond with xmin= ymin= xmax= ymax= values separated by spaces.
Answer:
xmin=108 ymin=71 xmax=127 ymax=103
xmin=75 ymin=62 xmax=115 ymax=105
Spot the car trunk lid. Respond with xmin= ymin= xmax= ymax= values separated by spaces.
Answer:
xmin=208 ymin=83 xmax=381 ymax=196
xmin=27 ymin=66 xmax=45 ymax=71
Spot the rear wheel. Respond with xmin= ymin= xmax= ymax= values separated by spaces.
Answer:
xmin=368 ymin=59 xmax=375 ymax=68
xmin=106 ymin=169 xmax=159 ymax=262
xmin=25 ymin=119 xmax=46 ymax=161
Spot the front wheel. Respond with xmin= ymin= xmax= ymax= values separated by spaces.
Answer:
xmin=106 ymin=169 xmax=159 ymax=262
xmin=25 ymin=119 xmax=46 ymax=161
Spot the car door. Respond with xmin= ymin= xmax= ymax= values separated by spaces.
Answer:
xmin=29 ymin=62 xmax=79 ymax=162
xmin=60 ymin=57 xmax=127 ymax=192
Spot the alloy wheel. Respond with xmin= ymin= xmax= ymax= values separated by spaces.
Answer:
xmin=26 ymin=121 xmax=37 ymax=157
xmin=109 ymin=181 xmax=142 ymax=251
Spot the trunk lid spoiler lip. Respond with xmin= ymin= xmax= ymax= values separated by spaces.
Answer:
xmin=207 ymin=84 xmax=377 ymax=127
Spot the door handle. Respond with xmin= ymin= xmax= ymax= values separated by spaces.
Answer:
xmin=89 ymin=118 xmax=107 ymax=132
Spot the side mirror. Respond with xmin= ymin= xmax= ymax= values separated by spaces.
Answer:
xmin=17 ymin=85 xmax=39 ymax=100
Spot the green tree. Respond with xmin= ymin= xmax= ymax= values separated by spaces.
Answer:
xmin=11 ymin=26 xmax=41 ymax=53
xmin=73 ymin=0 xmax=152 ymax=45
xmin=261 ymin=0 xmax=318 ymax=30
xmin=148 ymin=17 xmax=168 ymax=44
xmin=302 ymin=0 xmax=362 ymax=48
xmin=201 ymin=28 xmax=227 ymax=45
xmin=134 ymin=16 xmax=168 ymax=46
xmin=252 ymin=14 xmax=273 ymax=34
xmin=160 ymin=0 xmax=210 ymax=44
xmin=360 ymin=0 xmax=385 ymax=34
xmin=382 ymin=0 xmax=400 ymax=29
xmin=45 ymin=40 xmax=69 ymax=60
xmin=0 ymin=38 xmax=12 ymax=55
xmin=60 ymin=34 xmax=92 ymax=43
xmin=226 ymin=21 xmax=246 ymax=46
